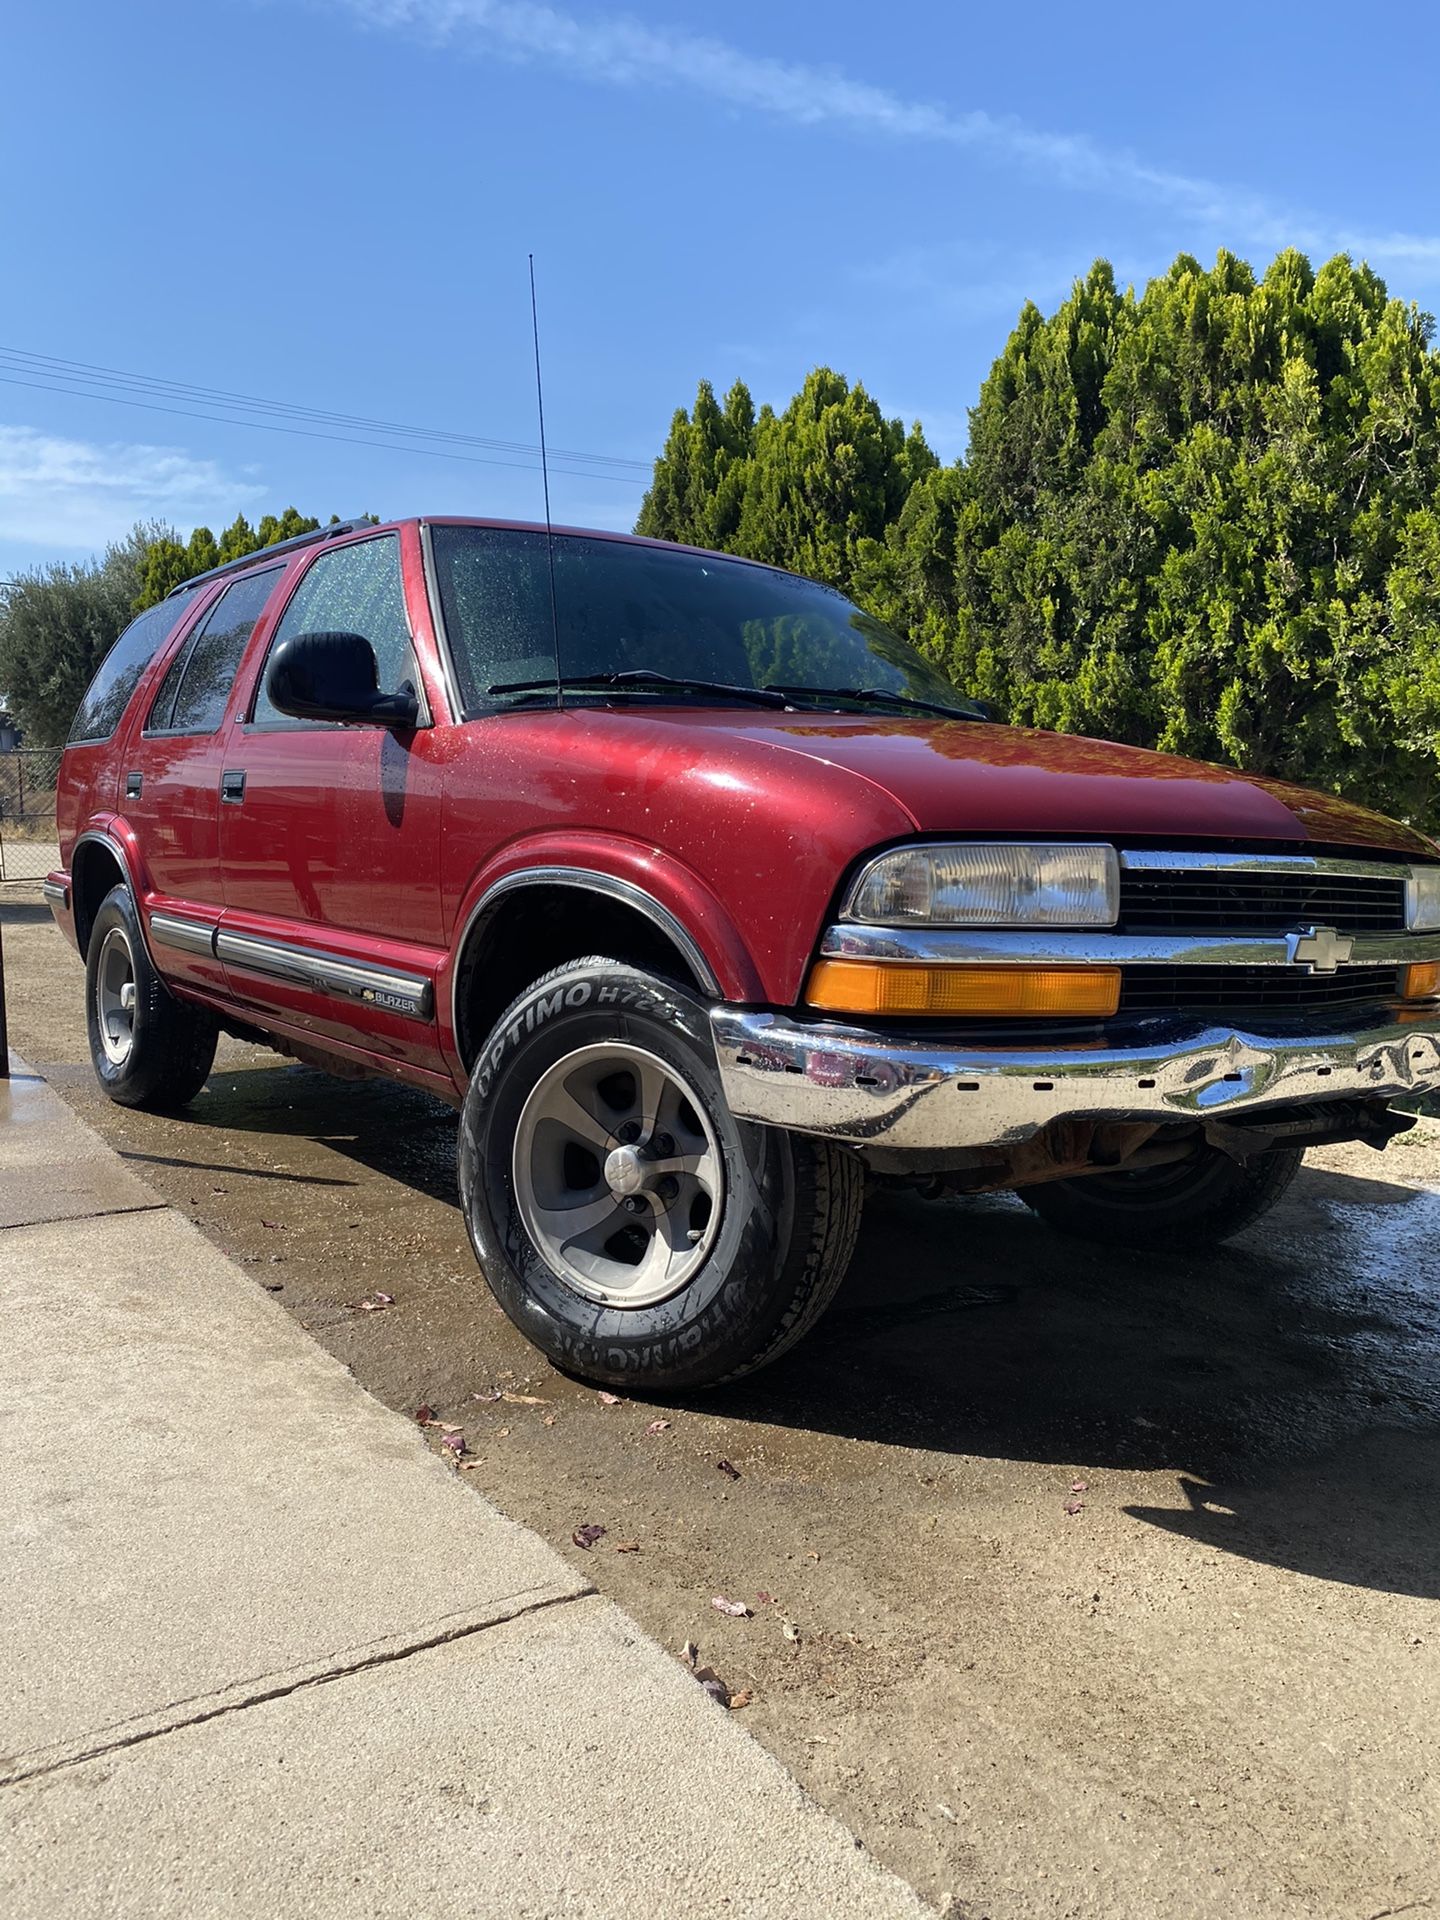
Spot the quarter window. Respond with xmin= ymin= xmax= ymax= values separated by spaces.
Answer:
xmin=251 ymin=534 xmax=414 ymax=726
xmin=147 ymin=567 xmax=280 ymax=735
xmin=68 ymin=595 xmax=199 ymax=744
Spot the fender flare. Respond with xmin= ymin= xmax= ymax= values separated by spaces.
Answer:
xmin=443 ymin=848 xmax=765 ymax=1066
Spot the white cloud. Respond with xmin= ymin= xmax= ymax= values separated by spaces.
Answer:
xmin=334 ymin=0 xmax=1440 ymax=275
xmin=0 ymin=425 xmax=265 ymax=553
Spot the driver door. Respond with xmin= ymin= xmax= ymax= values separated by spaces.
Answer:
xmin=217 ymin=529 xmax=445 ymax=1071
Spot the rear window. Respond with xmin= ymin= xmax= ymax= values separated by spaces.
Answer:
xmin=67 ymin=594 xmax=198 ymax=745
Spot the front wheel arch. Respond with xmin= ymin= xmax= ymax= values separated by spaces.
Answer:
xmin=450 ymin=883 xmax=716 ymax=1073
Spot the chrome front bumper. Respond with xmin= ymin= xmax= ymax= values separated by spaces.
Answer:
xmin=710 ymin=1007 xmax=1440 ymax=1154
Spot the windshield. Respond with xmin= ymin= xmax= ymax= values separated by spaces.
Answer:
xmin=428 ymin=524 xmax=978 ymax=717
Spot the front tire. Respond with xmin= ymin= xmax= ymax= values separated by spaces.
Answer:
xmin=1019 ymin=1141 xmax=1303 ymax=1249
xmin=457 ymin=958 xmax=863 ymax=1390
xmin=85 ymin=885 xmax=218 ymax=1110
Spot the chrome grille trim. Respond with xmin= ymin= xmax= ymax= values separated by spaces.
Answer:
xmin=818 ymin=924 xmax=1440 ymax=969
xmin=1117 ymin=850 xmax=1420 ymax=880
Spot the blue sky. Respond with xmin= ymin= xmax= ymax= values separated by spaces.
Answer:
xmin=3 ymin=0 xmax=1438 ymax=576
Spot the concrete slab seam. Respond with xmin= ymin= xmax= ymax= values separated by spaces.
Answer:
xmin=0 ymin=1202 xmax=170 ymax=1234
xmin=0 ymin=1583 xmax=596 ymax=1790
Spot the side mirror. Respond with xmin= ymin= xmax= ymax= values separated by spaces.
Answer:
xmin=265 ymin=631 xmax=419 ymax=728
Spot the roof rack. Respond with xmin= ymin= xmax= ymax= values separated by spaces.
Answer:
xmin=165 ymin=518 xmax=375 ymax=598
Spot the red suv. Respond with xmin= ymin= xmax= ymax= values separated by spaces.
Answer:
xmin=47 ymin=517 xmax=1440 ymax=1387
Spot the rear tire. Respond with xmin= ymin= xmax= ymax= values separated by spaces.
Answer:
xmin=457 ymin=957 xmax=863 ymax=1390
xmin=85 ymin=884 xmax=218 ymax=1110
xmin=1019 ymin=1141 xmax=1303 ymax=1249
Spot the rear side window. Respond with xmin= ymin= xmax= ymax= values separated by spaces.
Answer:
xmin=147 ymin=567 xmax=281 ymax=736
xmin=250 ymin=535 xmax=413 ymax=726
xmin=67 ymin=595 xmax=198 ymax=744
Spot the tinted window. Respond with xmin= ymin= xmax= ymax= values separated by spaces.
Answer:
xmin=151 ymin=568 xmax=280 ymax=735
xmin=145 ymin=632 xmax=195 ymax=733
xmin=68 ymin=595 xmax=198 ymax=744
xmin=251 ymin=535 xmax=413 ymax=725
xmin=428 ymin=526 xmax=970 ymax=715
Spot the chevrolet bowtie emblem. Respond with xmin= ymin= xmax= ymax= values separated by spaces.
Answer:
xmin=1287 ymin=924 xmax=1354 ymax=973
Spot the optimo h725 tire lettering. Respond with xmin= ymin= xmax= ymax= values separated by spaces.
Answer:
xmin=457 ymin=958 xmax=863 ymax=1391
xmin=84 ymin=883 xmax=219 ymax=1110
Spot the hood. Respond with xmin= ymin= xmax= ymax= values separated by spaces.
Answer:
xmin=670 ymin=712 xmax=1436 ymax=859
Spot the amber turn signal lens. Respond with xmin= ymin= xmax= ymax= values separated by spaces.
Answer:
xmin=804 ymin=959 xmax=1121 ymax=1018
xmin=1402 ymin=961 xmax=1440 ymax=1000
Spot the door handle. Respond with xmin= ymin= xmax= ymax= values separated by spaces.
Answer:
xmin=125 ymin=771 xmax=142 ymax=800
xmin=221 ymin=770 xmax=247 ymax=805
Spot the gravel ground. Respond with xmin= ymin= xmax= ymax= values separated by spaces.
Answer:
xmin=6 ymin=881 xmax=1440 ymax=1920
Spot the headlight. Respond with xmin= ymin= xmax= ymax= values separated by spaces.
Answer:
xmin=1409 ymin=866 xmax=1440 ymax=931
xmin=845 ymin=843 xmax=1120 ymax=928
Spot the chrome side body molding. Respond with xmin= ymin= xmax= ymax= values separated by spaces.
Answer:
xmin=149 ymin=911 xmax=433 ymax=1021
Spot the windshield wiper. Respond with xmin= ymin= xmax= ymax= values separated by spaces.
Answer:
xmin=487 ymin=670 xmax=792 ymax=710
xmin=765 ymin=684 xmax=984 ymax=722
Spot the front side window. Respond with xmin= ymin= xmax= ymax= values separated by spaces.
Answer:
xmin=68 ymin=594 xmax=199 ymax=744
xmin=427 ymin=526 xmax=976 ymax=718
xmin=147 ymin=567 xmax=281 ymax=735
xmin=250 ymin=534 xmax=414 ymax=725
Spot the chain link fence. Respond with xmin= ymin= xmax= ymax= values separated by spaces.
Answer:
xmin=0 ymin=748 xmax=63 ymax=882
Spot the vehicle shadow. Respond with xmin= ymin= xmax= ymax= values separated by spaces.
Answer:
xmin=720 ymin=1168 xmax=1440 ymax=1599
xmin=172 ymin=1058 xmax=463 ymax=1201
xmin=172 ymin=1055 xmax=1440 ymax=1599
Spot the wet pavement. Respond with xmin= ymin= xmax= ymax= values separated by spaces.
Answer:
xmin=5 ymin=882 xmax=1440 ymax=1919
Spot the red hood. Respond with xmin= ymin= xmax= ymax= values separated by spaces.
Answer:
xmin=672 ymin=712 xmax=1436 ymax=858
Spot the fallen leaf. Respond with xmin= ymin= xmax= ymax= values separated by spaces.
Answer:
xmin=440 ymin=1429 xmax=466 ymax=1457
xmin=373 ymin=1291 xmax=395 ymax=1306
xmin=780 ymin=1619 xmax=801 ymax=1644
xmin=354 ymin=1292 xmax=395 ymax=1313
xmin=693 ymin=1665 xmax=730 ymax=1707
xmin=597 ymin=1391 xmax=622 ymax=1406
xmin=414 ymin=1404 xmax=437 ymax=1425
xmin=1070 ymin=1479 xmax=1089 ymax=1494
xmin=614 ymin=1540 xmax=641 ymax=1553
xmin=756 ymin=1590 xmax=775 ymax=1606
xmin=502 ymin=1392 xmax=549 ymax=1406
xmin=644 ymin=1419 xmax=671 ymax=1437
xmin=260 ymin=1220 xmax=285 ymax=1230
xmin=681 ymin=1641 xmax=699 ymax=1669
xmin=572 ymin=1523 xmax=607 ymax=1550
xmin=728 ymin=1688 xmax=754 ymax=1710
xmin=712 ymin=1595 xmax=751 ymax=1618
xmin=1063 ymin=1499 xmax=1085 ymax=1516
xmin=716 ymin=1459 xmax=741 ymax=1482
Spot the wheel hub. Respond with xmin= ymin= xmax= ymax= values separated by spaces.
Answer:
xmin=603 ymin=1143 xmax=651 ymax=1197
xmin=512 ymin=1041 xmax=726 ymax=1310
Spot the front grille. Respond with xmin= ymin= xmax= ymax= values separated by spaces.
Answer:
xmin=1118 ymin=964 xmax=1400 ymax=1017
xmin=1119 ymin=869 xmax=1406 ymax=936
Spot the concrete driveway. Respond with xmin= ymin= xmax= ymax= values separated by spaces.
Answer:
xmin=4 ymin=881 xmax=1439 ymax=1919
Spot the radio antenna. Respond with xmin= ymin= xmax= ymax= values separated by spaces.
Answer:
xmin=528 ymin=253 xmax=564 ymax=712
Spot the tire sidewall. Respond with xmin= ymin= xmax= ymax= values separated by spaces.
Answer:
xmin=458 ymin=962 xmax=798 ymax=1386
xmin=85 ymin=887 xmax=153 ymax=1099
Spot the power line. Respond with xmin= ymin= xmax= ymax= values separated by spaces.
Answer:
xmin=0 ymin=348 xmax=653 ymax=488
xmin=0 ymin=347 xmax=653 ymax=472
